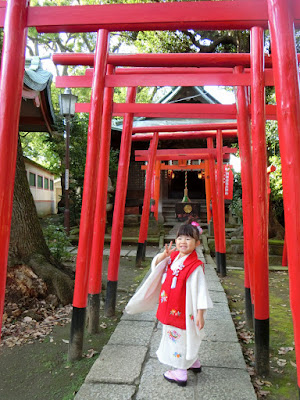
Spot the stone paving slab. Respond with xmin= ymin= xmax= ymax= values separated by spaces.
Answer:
xmin=208 ymin=290 xmax=228 ymax=304
xmin=127 ymin=250 xmax=137 ymax=257
xmin=149 ymin=328 xmax=162 ymax=358
xmin=198 ymin=341 xmax=246 ymax=369
xmin=104 ymin=249 xmax=130 ymax=256
xmin=203 ymin=319 xmax=238 ymax=343
xmin=108 ymin=320 xmax=155 ymax=347
xmin=205 ymin=302 xmax=231 ymax=320
xmin=204 ymin=268 xmax=221 ymax=282
xmin=126 ymin=247 xmax=160 ymax=258
xmin=121 ymin=309 xmax=157 ymax=322
xmin=136 ymin=358 xmax=197 ymax=400
xmin=103 ymin=248 xmax=110 ymax=256
xmin=145 ymin=247 xmax=160 ymax=258
xmin=74 ymin=243 xmax=256 ymax=400
xmin=150 ymin=333 xmax=247 ymax=372
xmin=75 ymin=383 xmax=136 ymax=400
xmin=195 ymin=367 xmax=257 ymax=400
xmin=85 ymin=345 xmax=148 ymax=385
xmin=207 ymin=279 xmax=226 ymax=292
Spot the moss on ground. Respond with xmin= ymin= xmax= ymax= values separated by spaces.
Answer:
xmin=0 ymin=257 xmax=152 ymax=400
xmin=221 ymin=270 xmax=298 ymax=399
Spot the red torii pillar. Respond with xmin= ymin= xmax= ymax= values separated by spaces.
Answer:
xmin=0 ymin=0 xmax=28 ymax=339
xmin=267 ymin=0 xmax=300 ymax=393
xmin=235 ymin=65 xmax=254 ymax=328
xmin=153 ymin=160 xmax=161 ymax=221
xmin=69 ymin=30 xmax=109 ymax=361
xmin=105 ymin=86 xmax=137 ymax=317
xmin=204 ymin=160 xmax=212 ymax=224
xmin=136 ymin=132 xmax=159 ymax=266
xmin=87 ymin=64 xmax=114 ymax=334
xmin=207 ymin=138 xmax=220 ymax=271
xmin=216 ymin=129 xmax=226 ymax=277
xmin=282 ymin=237 xmax=288 ymax=267
xmin=251 ymin=26 xmax=269 ymax=375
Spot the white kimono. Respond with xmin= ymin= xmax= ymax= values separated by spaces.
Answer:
xmin=125 ymin=253 xmax=213 ymax=369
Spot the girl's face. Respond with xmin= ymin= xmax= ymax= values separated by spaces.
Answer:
xmin=175 ymin=235 xmax=200 ymax=257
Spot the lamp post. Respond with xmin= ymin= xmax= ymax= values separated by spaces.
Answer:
xmin=59 ymin=88 xmax=77 ymax=235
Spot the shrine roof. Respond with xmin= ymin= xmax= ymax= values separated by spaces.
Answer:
xmin=19 ymin=57 xmax=55 ymax=134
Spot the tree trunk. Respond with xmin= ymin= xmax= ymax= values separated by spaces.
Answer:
xmin=268 ymin=201 xmax=285 ymax=240
xmin=8 ymin=138 xmax=73 ymax=305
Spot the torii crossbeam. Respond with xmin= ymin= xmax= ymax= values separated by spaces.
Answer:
xmin=1 ymin=2 xmax=300 ymax=393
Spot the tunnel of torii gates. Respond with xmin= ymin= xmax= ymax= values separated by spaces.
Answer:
xmin=0 ymin=0 xmax=300 ymax=391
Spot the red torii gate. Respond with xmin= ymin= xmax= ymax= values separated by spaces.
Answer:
xmin=55 ymin=50 xmax=245 ymax=341
xmin=63 ymin=61 xmax=245 ymax=322
xmin=134 ymin=145 xmax=236 ymax=269
xmin=0 ymin=1 xmax=300 ymax=392
xmin=132 ymin=128 xmax=237 ymax=234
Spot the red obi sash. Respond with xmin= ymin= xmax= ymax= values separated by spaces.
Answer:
xmin=156 ymin=250 xmax=204 ymax=330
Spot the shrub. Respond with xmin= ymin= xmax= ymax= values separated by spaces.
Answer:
xmin=43 ymin=224 xmax=72 ymax=262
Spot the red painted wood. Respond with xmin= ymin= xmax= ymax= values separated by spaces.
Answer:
xmin=267 ymin=0 xmax=300 ymax=386
xmin=204 ymin=160 xmax=212 ymax=223
xmin=235 ymin=66 xmax=254 ymax=299
xmin=17 ymin=1 xmax=300 ymax=33
xmin=73 ymin=30 xmax=109 ymax=308
xmin=136 ymin=154 xmax=231 ymax=162
xmin=251 ymin=27 xmax=269 ymax=321
xmin=115 ymin=67 xmax=236 ymax=75
xmin=107 ymin=87 xmax=137 ymax=282
xmin=138 ymin=133 xmax=159 ymax=244
xmin=115 ymin=103 xmax=237 ymax=117
xmin=216 ymin=130 xmax=226 ymax=254
xmin=282 ymin=237 xmax=288 ymax=267
xmin=75 ymin=102 xmax=277 ymax=120
xmin=88 ymin=64 xmax=114 ymax=295
xmin=135 ymin=148 xmax=236 ymax=158
xmin=207 ymin=138 xmax=220 ymax=254
xmin=57 ymin=71 xmax=250 ymax=88
xmin=56 ymin=70 xmax=279 ymax=91
xmin=132 ymin=131 xmax=237 ymax=141
xmin=156 ymin=164 xmax=206 ymax=171
xmin=0 ymin=0 xmax=28 ymax=339
xmin=56 ymin=74 xmax=92 ymax=88
xmin=53 ymin=52 xmax=300 ymax=69
xmin=153 ymin=161 xmax=161 ymax=220
xmin=106 ymin=73 xmax=250 ymax=87
xmin=55 ymin=68 xmax=276 ymax=89
xmin=132 ymin=123 xmax=238 ymax=134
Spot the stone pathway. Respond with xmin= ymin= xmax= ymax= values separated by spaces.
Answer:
xmin=75 ymin=246 xmax=257 ymax=400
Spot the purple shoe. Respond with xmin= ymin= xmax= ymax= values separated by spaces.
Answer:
xmin=188 ymin=360 xmax=202 ymax=373
xmin=163 ymin=370 xmax=187 ymax=387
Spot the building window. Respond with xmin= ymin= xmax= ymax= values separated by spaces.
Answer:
xmin=44 ymin=177 xmax=49 ymax=190
xmin=29 ymin=172 xmax=36 ymax=187
xmin=37 ymin=175 xmax=43 ymax=189
xmin=50 ymin=180 xmax=54 ymax=191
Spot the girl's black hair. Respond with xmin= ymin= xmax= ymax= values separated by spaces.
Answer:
xmin=176 ymin=222 xmax=200 ymax=241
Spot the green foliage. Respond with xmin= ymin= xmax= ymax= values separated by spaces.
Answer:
xmin=43 ymin=224 xmax=72 ymax=262
xmin=109 ymin=148 xmax=120 ymax=187
xmin=20 ymin=131 xmax=62 ymax=175
xmin=230 ymin=173 xmax=243 ymax=222
xmin=266 ymin=121 xmax=284 ymax=224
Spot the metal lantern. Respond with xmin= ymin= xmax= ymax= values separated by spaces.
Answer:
xmin=59 ymin=88 xmax=77 ymax=117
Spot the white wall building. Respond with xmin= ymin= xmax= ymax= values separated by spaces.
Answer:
xmin=24 ymin=157 xmax=60 ymax=216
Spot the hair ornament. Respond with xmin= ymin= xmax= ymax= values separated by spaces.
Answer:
xmin=191 ymin=221 xmax=203 ymax=235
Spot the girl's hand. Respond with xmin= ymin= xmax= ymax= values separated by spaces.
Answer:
xmin=155 ymin=241 xmax=175 ymax=265
xmin=163 ymin=241 xmax=175 ymax=258
xmin=196 ymin=310 xmax=205 ymax=330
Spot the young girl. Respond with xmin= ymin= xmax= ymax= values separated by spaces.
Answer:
xmin=125 ymin=221 xmax=213 ymax=387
